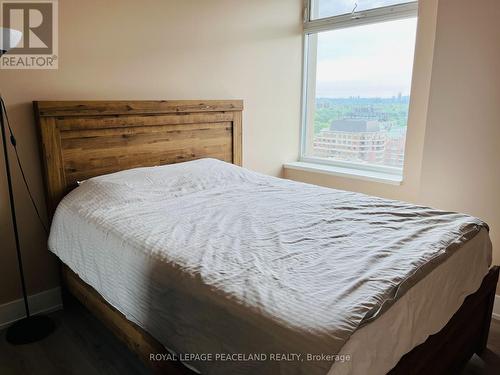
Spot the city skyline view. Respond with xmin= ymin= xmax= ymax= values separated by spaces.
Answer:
xmin=310 ymin=96 xmax=410 ymax=168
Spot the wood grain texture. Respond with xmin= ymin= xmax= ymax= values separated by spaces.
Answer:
xmin=34 ymin=100 xmax=243 ymax=216
xmin=232 ymin=110 xmax=243 ymax=166
xmin=62 ymin=266 xmax=190 ymax=375
xmin=35 ymin=114 xmax=66 ymax=215
xmin=36 ymin=100 xmax=243 ymax=117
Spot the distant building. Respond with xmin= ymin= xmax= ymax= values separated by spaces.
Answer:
xmin=384 ymin=128 xmax=406 ymax=167
xmin=346 ymin=106 xmax=379 ymax=120
xmin=316 ymin=102 xmax=331 ymax=109
xmin=313 ymin=119 xmax=387 ymax=164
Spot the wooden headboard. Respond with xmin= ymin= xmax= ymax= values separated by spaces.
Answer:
xmin=34 ymin=100 xmax=243 ymax=215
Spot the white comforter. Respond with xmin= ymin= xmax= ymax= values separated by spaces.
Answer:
xmin=49 ymin=158 xmax=488 ymax=374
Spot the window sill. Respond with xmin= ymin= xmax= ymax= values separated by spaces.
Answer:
xmin=283 ymin=161 xmax=403 ymax=185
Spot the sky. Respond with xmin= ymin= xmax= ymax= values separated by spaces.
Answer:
xmin=312 ymin=3 xmax=417 ymax=98
xmin=316 ymin=18 xmax=416 ymax=98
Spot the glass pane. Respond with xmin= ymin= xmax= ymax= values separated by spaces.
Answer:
xmin=304 ymin=18 xmax=417 ymax=170
xmin=310 ymin=0 xmax=415 ymax=20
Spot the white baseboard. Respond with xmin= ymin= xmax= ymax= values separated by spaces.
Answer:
xmin=493 ymin=294 xmax=500 ymax=321
xmin=0 ymin=287 xmax=63 ymax=330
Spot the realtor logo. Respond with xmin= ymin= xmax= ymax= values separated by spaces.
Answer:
xmin=1 ymin=0 xmax=58 ymax=69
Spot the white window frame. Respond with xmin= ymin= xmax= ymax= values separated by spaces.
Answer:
xmin=299 ymin=1 xmax=419 ymax=181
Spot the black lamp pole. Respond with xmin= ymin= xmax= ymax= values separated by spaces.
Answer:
xmin=1 ymin=29 xmax=54 ymax=343
xmin=1 ymin=98 xmax=30 ymax=315
xmin=1 ymin=97 xmax=30 ymax=315
xmin=1 ymin=97 xmax=55 ymax=344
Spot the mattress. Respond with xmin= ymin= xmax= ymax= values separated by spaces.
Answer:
xmin=48 ymin=158 xmax=491 ymax=375
xmin=330 ymin=226 xmax=491 ymax=374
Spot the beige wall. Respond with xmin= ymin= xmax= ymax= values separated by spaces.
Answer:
xmin=286 ymin=0 xmax=500 ymax=270
xmin=0 ymin=0 xmax=303 ymax=304
xmin=419 ymin=0 xmax=500 ymax=266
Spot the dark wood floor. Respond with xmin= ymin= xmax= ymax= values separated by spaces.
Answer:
xmin=462 ymin=318 xmax=500 ymax=375
xmin=0 ymin=303 xmax=150 ymax=375
xmin=1 ymin=303 xmax=499 ymax=374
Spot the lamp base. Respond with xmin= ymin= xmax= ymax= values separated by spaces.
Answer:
xmin=6 ymin=315 xmax=55 ymax=345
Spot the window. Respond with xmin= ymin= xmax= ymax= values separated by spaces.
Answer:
xmin=300 ymin=0 xmax=418 ymax=180
xmin=310 ymin=0 xmax=416 ymax=19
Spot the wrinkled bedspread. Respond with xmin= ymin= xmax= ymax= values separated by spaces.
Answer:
xmin=49 ymin=158 xmax=487 ymax=374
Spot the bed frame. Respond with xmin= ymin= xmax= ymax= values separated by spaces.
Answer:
xmin=34 ymin=100 xmax=499 ymax=375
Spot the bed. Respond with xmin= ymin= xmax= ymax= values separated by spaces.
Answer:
xmin=34 ymin=100 xmax=499 ymax=375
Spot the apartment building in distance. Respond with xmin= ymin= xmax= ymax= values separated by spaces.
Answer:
xmin=312 ymin=117 xmax=406 ymax=168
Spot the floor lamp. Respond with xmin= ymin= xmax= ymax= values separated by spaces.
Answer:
xmin=1 ymin=27 xmax=55 ymax=345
